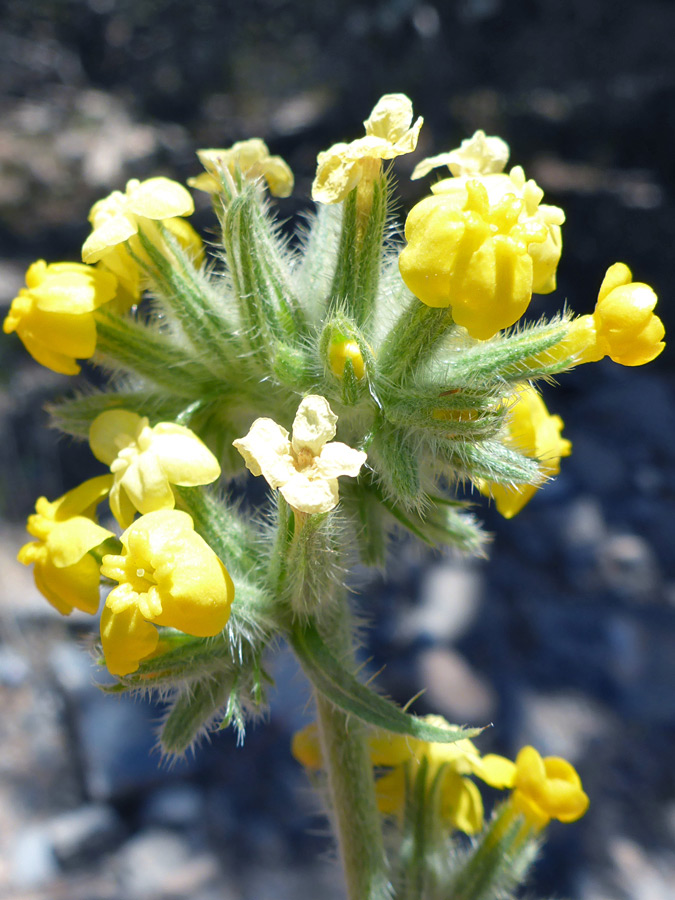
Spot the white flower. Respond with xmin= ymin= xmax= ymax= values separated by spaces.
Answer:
xmin=233 ymin=396 xmax=366 ymax=515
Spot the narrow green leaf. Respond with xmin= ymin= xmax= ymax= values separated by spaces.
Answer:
xmin=290 ymin=622 xmax=483 ymax=743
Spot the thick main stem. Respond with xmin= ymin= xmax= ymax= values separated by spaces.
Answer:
xmin=314 ymin=606 xmax=391 ymax=900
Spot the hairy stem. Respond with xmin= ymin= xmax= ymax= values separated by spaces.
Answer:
xmin=314 ymin=603 xmax=392 ymax=900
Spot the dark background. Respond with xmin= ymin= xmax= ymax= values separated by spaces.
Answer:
xmin=0 ymin=2 xmax=674 ymax=898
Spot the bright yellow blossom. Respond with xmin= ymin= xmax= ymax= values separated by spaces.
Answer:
xmin=100 ymin=510 xmax=234 ymax=676
xmin=18 ymin=476 xmax=114 ymax=615
xmin=3 ymin=260 xmax=118 ymax=375
xmin=189 ymin=140 xmax=294 ymax=198
xmin=81 ymin=177 xmax=202 ymax=302
xmin=412 ymin=131 xmax=565 ymax=295
xmin=399 ymin=180 xmax=549 ymax=340
xmin=503 ymin=745 xmax=589 ymax=830
xmin=292 ymin=716 xmax=514 ymax=836
xmin=312 ymin=94 xmax=423 ymax=205
xmin=89 ymin=410 xmax=221 ymax=528
xmin=233 ymin=395 xmax=366 ymax=515
xmin=479 ymin=385 xmax=571 ymax=518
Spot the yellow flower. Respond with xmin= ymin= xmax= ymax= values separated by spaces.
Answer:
xmin=399 ymin=180 xmax=549 ymax=340
xmin=312 ymin=94 xmax=423 ymax=204
xmin=506 ymin=745 xmax=589 ymax=830
xmin=89 ymin=410 xmax=221 ymax=529
xmin=81 ymin=177 xmax=202 ymax=302
xmin=479 ymin=385 xmax=571 ymax=518
xmin=292 ymin=716 xmax=514 ymax=836
xmin=3 ymin=260 xmax=118 ymax=375
xmin=17 ymin=476 xmax=114 ymax=615
xmin=412 ymin=131 xmax=565 ymax=295
xmin=100 ymin=510 xmax=234 ymax=676
xmin=189 ymin=140 xmax=294 ymax=198
xmin=233 ymin=395 xmax=366 ymax=515
xmin=541 ymin=263 xmax=665 ymax=369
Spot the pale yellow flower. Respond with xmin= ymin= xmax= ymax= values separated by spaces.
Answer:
xmin=3 ymin=260 xmax=117 ymax=375
xmin=17 ymin=476 xmax=114 ymax=615
xmin=478 ymin=385 xmax=571 ymax=518
xmin=412 ymin=129 xmax=510 ymax=181
xmin=89 ymin=410 xmax=221 ymax=528
xmin=100 ymin=510 xmax=234 ymax=676
xmin=189 ymin=140 xmax=294 ymax=198
xmin=312 ymin=94 xmax=423 ymax=204
xmin=233 ymin=395 xmax=366 ymax=515
xmin=81 ymin=177 xmax=201 ymax=302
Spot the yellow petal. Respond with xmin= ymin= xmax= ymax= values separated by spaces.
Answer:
xmin=474 ymin=753 xmax=517 ymax=789
xmin=101 ymin=601 xmax=160 ymax=677
xmin=89 ymin=410 xmax=143 ymax=465
xmin=440 ymin=772 xmax=484 ymax=834
xmin=32 ymin=553 xmax=102 ymax=616
xmin=46 ymin=516 xmax=114 ymax=568
xmin=82 ymin=214 xmax=138 ymax=263
xmin=291 ymin=722 xmax=323 ymax=770
xmin=291 ymin=395 xmax=338 ymax=455
xmin=150 ymin=423 xmax=221 ymax=486
xmin=125 ymin=177 xmax=194 ymax=219
xmin=119 ymin=452 xmax=175 ymax=516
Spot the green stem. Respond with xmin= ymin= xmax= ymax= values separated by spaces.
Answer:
xmin=314 ymin=604 xmax=392 ymax=900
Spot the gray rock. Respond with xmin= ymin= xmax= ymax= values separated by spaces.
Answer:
xmin=141 ymin=783 xmax=206 ymax=831
xmin=598 ymin=533 xmax=661 ymax=600
xmin=418 ymin=647 xmax=496 ymax=723
xmin=398 ymin=561 xmax=483 ymax=643
xmin=113 ymin=829 xmax=220 ymax=898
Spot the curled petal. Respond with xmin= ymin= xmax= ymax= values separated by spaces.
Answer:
xmin=280 ymin=471 xmax=339 ymax=515
xmin=291 ymin=395 xmax=338 ymax=455
xmin=89 ymin=410 xmax=143 ymax=465
xmin=315 ymin=442 xmax=366 ymax=480
xmin=233 ymin=418 xmax=295 ymax=486
xmin=150 ymin=424 xmax=221 ymax=486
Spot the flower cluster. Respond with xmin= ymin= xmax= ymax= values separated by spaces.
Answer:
xmin=292 ymin=716 xmax=588 ymax=835
xmin=6 ymin=93 xmax=665 ymax=898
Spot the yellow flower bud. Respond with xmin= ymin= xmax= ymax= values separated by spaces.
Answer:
xmin=100 ymin=509 xmax=234 ymax=676
xmin=17 ymin=476 xmax=114 ymax=615
xmin=3 ymin=261 xmax=118 ymax=374
xmin=399 ymin=180 xmax=547 ymax=340
xmin=328 ymin=339 xmax=366 ymax=380
xmin=191 ymin=140 xmax=294 ymax=198
xmin=82 ymin=177 xmax=202 ymax=303
xmin=312 ymin=94 xmax=423 ymax=205
xmin=89 ymin=410 xmax=221 ymax=529
xmin=479 ymin=385 xmax=571 ymax=518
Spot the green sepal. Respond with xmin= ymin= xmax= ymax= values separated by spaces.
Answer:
xmin=46 ymin=388 xmax=188 ymax=440
xmin=290 ymin=621 xmax=482 ymax=744
xmin=160 ymin=674 xmax=235 ymax=755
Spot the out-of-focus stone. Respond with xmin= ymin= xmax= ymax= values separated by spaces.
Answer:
xmin=598 ymin=534 xmax=661 ymax=600
xmin=113 ymin=829 xmax=220 ymax=899
xmin=418 ymin=647 xmax=496 ymax=723
xmin=398 ymin=562 xmax=482 ymax=643
xmin=141 ymin=783 xmax=206 ymax=832
xmin=519 ymin=690 xmax=613 ymax=761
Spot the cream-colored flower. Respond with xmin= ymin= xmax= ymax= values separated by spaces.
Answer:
xmin=233 ymin=396 xmax=366 ymax=514
xmin=412 ymin=129 xmax=510 ymax=180
xmin=312 ymin=94 xmax=423 ymax=204
xmin=189 ymin=140 xmax=294 ymax=198
xmin=89 ymin=410 xmax=221 ymax=528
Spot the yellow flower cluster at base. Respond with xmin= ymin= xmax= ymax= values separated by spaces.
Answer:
xmin=478 ymin=385 xmax=571 ymax=519
xmin=3 ymin=261 xmax=118 ymax=374
xmin=293 ymin=716 xmax=514 ymax=836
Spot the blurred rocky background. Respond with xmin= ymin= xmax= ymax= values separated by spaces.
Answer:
xmin=1 ymin=1 xmax=674 ymax=898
